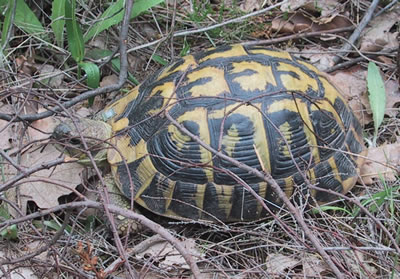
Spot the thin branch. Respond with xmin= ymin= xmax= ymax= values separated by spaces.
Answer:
xmin=332 ymin=0 xmax=380 ymax=65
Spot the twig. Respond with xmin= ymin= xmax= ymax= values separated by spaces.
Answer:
xmin=242 ymin=26 xmax=355 ymax=47
xmin=163 ymin=111 xmax=344 ymax=278
xmin=332 ymin=0 xmax=380 ymax=65
xmin=0 ymin=157 xmax=66 ymax=192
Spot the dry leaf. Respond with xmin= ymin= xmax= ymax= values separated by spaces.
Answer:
xmin=7 ymin=144 xmax=85 ymax=213
xmin=302 ymin=254 xmax=327 ymax=277
xmin=136 ymin=238 xmax=202 ymax=270
xmin=327 ymin=69 xmax=372 ymax=125
xmin=360 ymin=8 xmax=400 ymax=52
xmin=265 ymin=253 xmax=299 ymax=274
xmin=240 ymin=0 xmax=260 ymax=12
xmin=38 ymin=64 xmax=64 ymax=88
xmin=384 ymin=80 xmax=400 ymax=118
xmin=0 ymin=105 xmax=17 ymax=150
xmin=100 ymin=74 xmax=119 ymax=88
xmin=345 ymin=250 xmax=378 ymax=277
xmin=360 ymin=143 xmax=400 ymax=185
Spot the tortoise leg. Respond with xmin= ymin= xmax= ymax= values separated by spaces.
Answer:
xmin=102 ymin=175 xmax=142 ymax=234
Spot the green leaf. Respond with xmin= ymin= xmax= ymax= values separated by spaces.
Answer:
xmin=152 ymin=54 xmax=168 ymax=66
xmin=65 ymin=0 xmax=84 ymax=62
xmin=79 ymin=62 xmax=100 ymax=88
xmin=1 ymin=0 xmax=14 ymax=48
xmin=367 ymin=62 xmax=386 ymax=143
xmin=51 ymin=0 xmax=66 ymax=47
xmin=86 ymin=48 xmax=138 ymax=84
xmin=0 ymin=205 xmax=18 ymax=240
xmin=84 ymin=0 xmax=165 ymax=42
xmin=0 ymin=0 xmax=48 ymax=41
xmin=311 ymin=205 xmax=351 ymax=215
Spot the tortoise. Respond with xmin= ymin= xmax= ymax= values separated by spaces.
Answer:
xmin=52 ymin=44 xmax=366 ymax=229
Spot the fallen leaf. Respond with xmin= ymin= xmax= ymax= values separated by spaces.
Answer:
xmin=360 ymin=143 xmax=400 ymax=185
xmin=302 ymin=254 xmax=327 ymax=277
xmin=327 ymin=68 xmax=372 ymax=125
xmin=38 ymin=64 xmax=64 ymax=88
xmin=265 ymin=253 xmax=299 ymax=274
xmin=384 ymin=79 xmax=400 ymax=118
xmin=0 ymin=105 xmax=17 ymax=150
xmin=6 ymin=144 xmax=85 ymax=214
xmin=360 ymin=8 xmax=400 ymax=52
xmin=240 ymin=0 xmax=260 ymax=12
xmin=136 ymin=238 xmax=202 ymax=270
xmin=345 ymin=250 xmax=378 ymax=277
xmin=100 ymin=74 xmax=119 ymax=88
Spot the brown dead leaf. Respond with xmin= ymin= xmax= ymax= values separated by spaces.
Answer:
xmin=384 ymin=80 xmax=400 ymax=118
xmin=8 ymin=144 xmax=85 ymax=213
xmin=302 ymin=254 xmax=327 ymax=277
xmin=360 ymin=8 xmax=400 ymax=52
xmin=360 ymin=143 xmax=400 ymax=185
xmin=239 ymin=0 xmax=260 ymax=12
xmin=265 ymin=253 xmax=299 ymax=274
xmin=136 ymin=238 xmax=202 ymax=270
xmin=0 ymin=105 xmax=17 ymax=150
xmin=100 ymin=74 xmax=119 ymax=87
xmin=327 ymin=68 xmax=372 ymax=125
xmin=345 ymin=250 xmax=378 ymax=277
xmin=271 ymin=12 xmax=352 ymax=35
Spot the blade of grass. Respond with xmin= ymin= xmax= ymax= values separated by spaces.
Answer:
xmin=84 ymin=0 xmax=164 ymax=42
xmin=51 ymin=0 xmax=65 ymax=47
xmin=1 ymin=0 xmax=15 ymax=49
xmin=86 ymin=48 xmax=138 ymax=84
xmin=79 ymin=62 xmax=100 ymax=89
xmin=367 ymin=62 xmax=386 ymax=144
xmin=0 ymin=0 xmax=48 ymax=41
xmin=65 ymin=0 xmax=84 ymax=62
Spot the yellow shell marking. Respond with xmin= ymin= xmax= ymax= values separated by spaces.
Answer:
xmin=107 ymin=134 xmax=133 ymax=165
xmin=214 ymin=184 xmax=234 ymax=220
xmin=255 ymin=182 xmax=268 ymax=217
xmin=327 ymin=156 xmax=342 ymax=183
xmin=132 ymin=156 xmax=158 ymax=200
xmin=310 ymin=100 xmax=343 ymax=130
xmin=158 ymin=54 xmax=198 ymax=80
xmin=277 ymin=121 xmax=292 ymax=157
xmin=199 ymin=44 xmax=247 ymax=62
xmin=319 ymin=76 xmax=346 ymax=104
xmin=249 ymin=49 xmax=293 ymax=60
xmin=210 ymin=103 xmax=271 ymax=173
xmin=268 ymin=99 xmax=320 ymax=163
xmin=231 ymin=61 xmax=277 ymax=91
xmin=277 ymin=62 xmax=318 ymax=92
xmin=222 ymin=124 xmax=240 ymax=157
xmin=104 ymin=87 xmax=140 ymax=124
xmin=284 ymin=176 xmax=294 ymax=197
xmin=186 ymin=66 xmax=230 ymax=99
xmin=175 ymin=108 xmax=214 ymax=181
xmin=112 ymin=117 xmax=129 ymax=132
xmin=146 ymin=81 xmax=176 ymax=115
xmin=297 ymin=60 xmax=320 ymax=73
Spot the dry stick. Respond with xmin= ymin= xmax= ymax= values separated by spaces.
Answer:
xmin=0 ymin=200 xmax=202 ymax=278
xmin=163 ymin=112 xmax=345 ymax=279
xmin=242 ymin=26 xmax=356 ymax=47
xmin=332 ymin=0 xmax=380 ymax=65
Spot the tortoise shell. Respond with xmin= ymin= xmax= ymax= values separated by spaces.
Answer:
xmin=101 ymin=44 xmax=365 ymax=222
